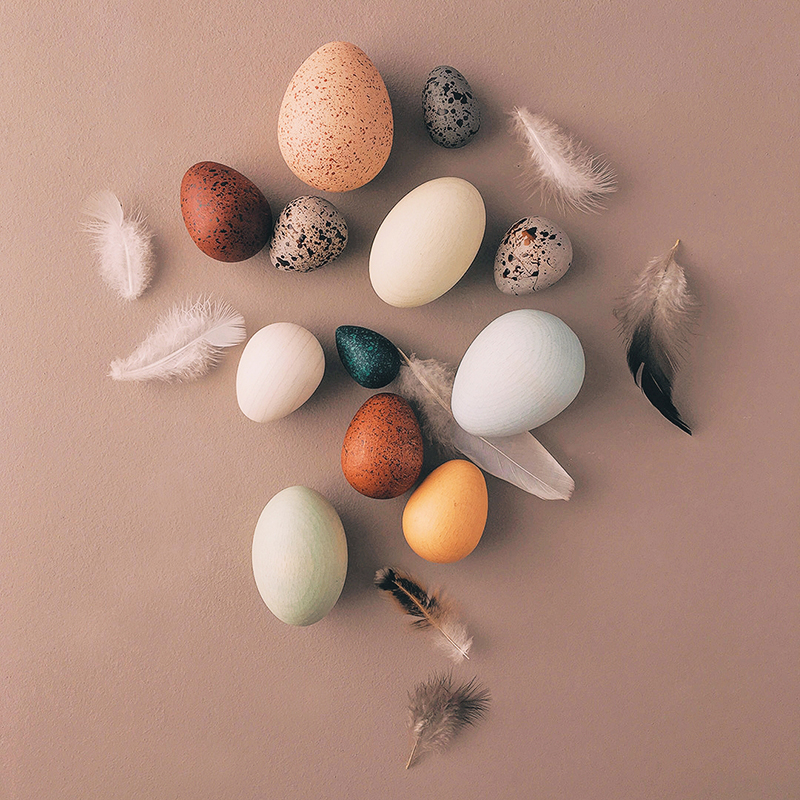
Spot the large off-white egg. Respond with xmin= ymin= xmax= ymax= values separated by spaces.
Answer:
xmin=252 ymin=486 xmax=347 ymax=626
xmin=369 ymin=177 xmax=485 ymax=307
xmin=451 ymin=310 xmax=585 ymax=437
xmin=236 ymin=323 xmax=324 ymax=423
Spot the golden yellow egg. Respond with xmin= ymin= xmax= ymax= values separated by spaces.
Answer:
xmin=402 ymin=459 xmax=488 ymax=563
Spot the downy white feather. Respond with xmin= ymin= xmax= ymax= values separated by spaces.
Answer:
xmin=510 ymin=106 xmax=616 ymax=213
xmin=82 ymin=190 xmax=154 ymax=300
xmin=109 ymin=298 xmax=246 ymax=382
xmin=393 ymin=352 xmax=574 ymax=500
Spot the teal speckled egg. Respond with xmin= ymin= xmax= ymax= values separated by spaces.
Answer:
xmin=335 ymin=325 xmax=401 ymax=388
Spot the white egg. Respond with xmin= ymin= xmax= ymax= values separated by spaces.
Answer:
xmin=451 ymin=310 xmax=585 ymax=437
xmin=236 ymin=323 xmax=324 ymax=422
xmin=252 ymin=486 xmax=348 ymax=626
xmin=369 ymin=177 xmax=485 ymax=307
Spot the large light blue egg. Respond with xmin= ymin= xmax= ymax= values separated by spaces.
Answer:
xmin=252 ymin=486 xmax=348 ymax=626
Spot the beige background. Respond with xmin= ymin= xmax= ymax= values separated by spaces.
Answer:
xmin=2 ymin=0 xmax=799 ymax=798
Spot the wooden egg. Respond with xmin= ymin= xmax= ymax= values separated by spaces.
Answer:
xmin=341 ymin=393 xmax=423 ymax=499
xmin=277 ymin=42 xmax=393 ymax=192
xmin=451 ymin=310 xmax=585 ymax=437
xmin=236 ymin=323 xmax=324 ymax=423
xmin=252 ymin=486 xmax=347 ymax=626
xmin=402 ymin=460 xmax=488 ymax=563
xmin=369 ymin=177 xmax=486 ymax=307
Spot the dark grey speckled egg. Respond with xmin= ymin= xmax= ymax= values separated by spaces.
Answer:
xmin=422 ymin=66 xmax=480 ymax=149
xmin=269 ymin=196 xmax=348 ymax=273
xmin=494 ymin=216 xmax=573 ymax=294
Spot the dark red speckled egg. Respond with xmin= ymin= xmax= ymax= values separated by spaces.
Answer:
xmin=180 ymin=161 xmax=272 ymax=262
xmin=341 ymin=393 xmax=424 ymax=499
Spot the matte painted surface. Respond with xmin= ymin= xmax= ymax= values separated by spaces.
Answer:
xmin=2 ymin=1 xmax=799 ymax=799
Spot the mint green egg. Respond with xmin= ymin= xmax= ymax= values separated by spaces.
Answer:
xmin=252 ymin=486 xmax=348 ymax=626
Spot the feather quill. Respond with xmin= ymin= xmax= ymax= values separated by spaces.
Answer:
xmin=109 ymin=298 xmax=246 ymax=382
xmin=392 ymin=352 xmax=574 ymax=500
xmin=375 ymin=567 xmax=472 ymax=662
xmin=614 ymin=240 xmax=697 ymax=434
xmin=82 ymin=190 xmax=154 ymax=300
xmin=406 ymin=672 xmax=490 ymax=768
xmin=510 ymin=106 xmax=616 ymax=213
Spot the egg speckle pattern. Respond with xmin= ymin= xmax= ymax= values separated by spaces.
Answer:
xmin=335 ymin=325 xmax=401 ymax=389
xmin=180 ymin=162 xmax=272 ymax=262
xmin=422 ymin=66 xmax=481 ymax=148
xmin=269 ymin=196 xmax=348 ymax=272
xmin=278 ymin=41 xmax=393 ymax=192
xmin=494 ymin=216 xmax=573 ymax=294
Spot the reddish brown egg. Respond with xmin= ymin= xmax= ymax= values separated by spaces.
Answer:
xmin=341 ymin=393 xmax=423 ymax=499
xmin=180 ymin=161 xmax=272 ymax=262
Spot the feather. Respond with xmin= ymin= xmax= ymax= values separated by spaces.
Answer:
xmin=392 ymin=352 xmax=574 ymax=500
xmin=109 ymin=298 xmax=246 ymax=382
xmin=82 ymin=190 xmax=154 ymax=300
xmin=375 ymin=567 xmax=472 ymax=662
xmin=510 ymin=106 xmax=616 ymax=213
xmin=614 ymin=240 xmax=698 ymax=434
xmin=406 ymin=672 xmax=490 ymax=768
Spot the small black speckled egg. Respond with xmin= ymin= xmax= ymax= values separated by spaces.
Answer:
xmin=422 ymin=66 xmax=480 ymax=149
xmin=494 ymin=217 xmax=573 ymax=294
xmin=268 ymin=196 xmax=348 ymax=272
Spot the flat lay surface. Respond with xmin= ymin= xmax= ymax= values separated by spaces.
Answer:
xmin=2 ymin=1 xmax=799 ymax=798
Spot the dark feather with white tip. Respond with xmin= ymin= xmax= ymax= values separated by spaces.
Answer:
xmin=375 ymin=568 xmax=472 ymax=661
xmin=614 ymin=241 xmax=698 ymax=433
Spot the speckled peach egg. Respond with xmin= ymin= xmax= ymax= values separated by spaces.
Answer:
xmin=402 ymin=459 xmax=488 ymax=563
xmin=341 ymin=393 xmax=423 ymax=499
xmin=278 ymin=41 xmax=393 ymax=192
xmin=180 ymin=162 xmax=272 ymax=262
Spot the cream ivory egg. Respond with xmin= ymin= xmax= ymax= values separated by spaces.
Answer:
xmin=236 ymin=323 xmax=324 ymax=423
xmin=369 ymin=177 xmax=485 ymax=307
xmin=451 ymin=309 xmax=585 ymax=437
xmin=252 ymin=486 xmax=348 ymax=626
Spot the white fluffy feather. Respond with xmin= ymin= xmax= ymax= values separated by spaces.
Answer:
xmin=393 ymin=352 xmax=574 ymax=500
xmin=82 ymin=190 xmax=154 ymax=300
xmin=109 ymin=298 xmax=246 ymax=382
xmin=510 ymin=106 xmax=616 ymax=213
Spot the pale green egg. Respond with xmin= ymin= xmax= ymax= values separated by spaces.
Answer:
xmin=252 ymin=486 xmax=348 ymax=626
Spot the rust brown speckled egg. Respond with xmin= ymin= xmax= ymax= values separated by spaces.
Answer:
xmin=278 ymin=41 xmax=393 ymax=192
xmin=180 ymin=162 xmax=272 ymax=262
xmin=341 ymin=393 xmax=423 ymax=499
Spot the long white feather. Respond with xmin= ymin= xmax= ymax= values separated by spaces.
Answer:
xmin=510 ymin=106 xmax=616 ymax=213
xmin=82 ymin=190 xmax=154 ymax=300
xmin=109 ymin=298 xmax=246 ymax=382
xmin=393 ymin=352 xmax=574 ymax=500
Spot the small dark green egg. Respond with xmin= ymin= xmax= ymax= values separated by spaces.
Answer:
xmin=335 ymin=325 xmax=401 ymax=389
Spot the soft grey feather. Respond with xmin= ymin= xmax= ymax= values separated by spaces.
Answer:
xmin=406 ymin=673 xmax=490 ymax=768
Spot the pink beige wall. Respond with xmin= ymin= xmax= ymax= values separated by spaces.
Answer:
xmin=2 ymin=1 xmax=798 ymax=798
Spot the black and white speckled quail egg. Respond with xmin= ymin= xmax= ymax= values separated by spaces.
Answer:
xmin=268 ymin=196 xmax=348 ymax=272
xmin=494 ymin=216 xmax=573 ymax=294
xmin=422 ymin=66 xmax=480 ymax=148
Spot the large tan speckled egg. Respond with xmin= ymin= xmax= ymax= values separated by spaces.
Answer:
xmin=341 ymin=393 xmax=423 ymax=499
xmin=277 ymin=41 xmax=393 ymax=192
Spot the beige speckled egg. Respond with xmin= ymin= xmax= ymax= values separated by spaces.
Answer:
xmin=277 ymin=41 xmax=393 ymax=192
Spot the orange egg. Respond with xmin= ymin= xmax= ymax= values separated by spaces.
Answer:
xmin=402 ymin=460 xmax=488 ymax=563
xmin=277 ymin=41 xmax=393 ymax=192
